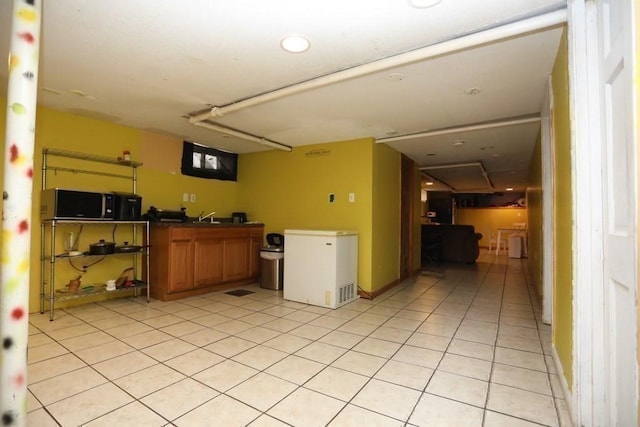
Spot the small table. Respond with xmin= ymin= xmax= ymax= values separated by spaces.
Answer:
xmin=496 ymin=228 xmax=528 ymax=256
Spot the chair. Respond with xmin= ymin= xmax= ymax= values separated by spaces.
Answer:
xmin=487 ymin=230 xmax=506 ymax=254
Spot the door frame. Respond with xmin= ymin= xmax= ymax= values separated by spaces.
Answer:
xmin=541 ymin=76 xmax=556 ymax=325
xmin=568 ymin=1 xmax=606 ymax=423
xmin=568 ymin=0 xmax=638 ymax=425
xmin=400 ymin=154 xmax=415 ymax=279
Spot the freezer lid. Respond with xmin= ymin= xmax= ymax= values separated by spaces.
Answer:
xmin=284 ymin=229 xmax=358 ymax=236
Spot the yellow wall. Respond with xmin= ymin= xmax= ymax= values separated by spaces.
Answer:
xmin=527 ymin=131 xmax=543 ymax=298
xmin=2 ymin=99 xmax=410 ymax=310
xmin=372 ymin=143 xmax=401 ymax=291
xmin=238 ymin=138 xmax=399 ymax=292
xmin=0 ymin=101 xmax=241 ymax=311
xmin=551 ymin=29 xmax=573 ymax=389
xmin=137 ymin=131 xmax=239 ymax=217
xmin=456 ymin=207 xmax=528 ymax=247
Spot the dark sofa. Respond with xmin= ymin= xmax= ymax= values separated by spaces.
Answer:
xmin=421 ymin=224 xmax=483 ymax=264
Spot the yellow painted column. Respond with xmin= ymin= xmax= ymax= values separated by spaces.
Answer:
xmin=1 ymin=0 xmax=41 ymax=425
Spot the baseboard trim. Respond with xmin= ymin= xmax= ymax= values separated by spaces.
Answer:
xmin=552 ymin=345 xmax=574 ymax=423
xmin=358 ymin=277 xmax=403 ymax=300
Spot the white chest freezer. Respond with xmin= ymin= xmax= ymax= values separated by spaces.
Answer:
xmin=283 ymin=229 xmax=358 ymax=309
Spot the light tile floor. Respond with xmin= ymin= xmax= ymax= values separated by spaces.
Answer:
xmin=27 ymin=252 xmax=572 ymax=426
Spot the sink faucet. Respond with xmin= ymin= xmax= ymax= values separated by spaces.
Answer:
xmin=198 ymin=211 xmax=216 ymax=222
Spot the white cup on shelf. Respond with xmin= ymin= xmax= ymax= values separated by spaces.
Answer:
xmin=106 ymin=279 xmax=116 ymax=291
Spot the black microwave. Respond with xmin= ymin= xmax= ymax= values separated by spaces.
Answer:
xmin=40 ymin=189 xmax=115 ymax=220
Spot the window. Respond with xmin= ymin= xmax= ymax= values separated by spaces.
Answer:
xmin=181 ymin=141 xmax=238 ymax=181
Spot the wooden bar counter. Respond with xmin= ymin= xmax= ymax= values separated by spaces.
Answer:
xmin=147 ymin=223 xmax=264 ymax=301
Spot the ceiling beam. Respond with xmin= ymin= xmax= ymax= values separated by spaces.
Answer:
xmin=192 ymin=121 xmax=292 ymax=152
xmin=189 ymin=9 xmax=566 ymax=123
xmin=376 ymin=115 xmax=540 ymax=143
xmin=420 ymin=161 xmax=494 ymax=192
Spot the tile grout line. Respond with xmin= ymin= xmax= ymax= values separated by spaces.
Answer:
xmin=27 ymin=255 xmax=564 ymax=426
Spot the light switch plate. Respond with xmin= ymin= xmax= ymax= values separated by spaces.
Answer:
xmin=190 ymin=193 xmax=196 ymax=203
xmin=183 ymin=192 xmax=189 ymax=202
xmin=348 ymin=192 xmax=355 ymax=203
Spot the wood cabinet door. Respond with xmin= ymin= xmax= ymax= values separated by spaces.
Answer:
xmin=167 ymin=238 xmax=194 ymax=293
xmin=223 ymin=238 xmax=250 ymax=282
xmin=194 ymin=237 xmax=224 ymax=287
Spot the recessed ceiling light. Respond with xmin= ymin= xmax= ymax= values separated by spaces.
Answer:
xmin=506 ymin=187 xmax=514 ymax=191
xmin=408 ymin=0 xmax=442 ymax=8
xmin=280 ymin=34 xmax=310 ymax=53
xmin=492 ymin=153 xmax=501 ymax=157
xmin=452 ymin=140 xmax=465 ymax=146
xmin=426 ymin=153 xmax=436 ymax=157
xmin=426 ymin=181 xmax=434 ymax=186
xmin=480 ymin=145 xmax=494 ymax=151
xmin=464 ymin=87 xmax=481 ymax=96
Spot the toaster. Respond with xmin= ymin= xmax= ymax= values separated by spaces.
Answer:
xmin=232 ymin=212 xmax=247 ymax=223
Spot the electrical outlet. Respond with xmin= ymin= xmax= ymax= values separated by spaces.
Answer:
xmin=348 ymin=192 xmax=355 ymax=203
xmin=190 ymin=193 xmax=196 ymax=203
xmin=182 ymin=192 xmax=189 ymax=202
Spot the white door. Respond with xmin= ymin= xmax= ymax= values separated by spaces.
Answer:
xmin=598 ymin=0 xmax=637 ymax=425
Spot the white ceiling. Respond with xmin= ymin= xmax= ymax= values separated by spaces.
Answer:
xmin=0 ymin=0 xmax=566 ymax=192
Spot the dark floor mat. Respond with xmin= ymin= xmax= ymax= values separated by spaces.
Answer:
xmin=225 ymin=289 xmax=255 ymax=297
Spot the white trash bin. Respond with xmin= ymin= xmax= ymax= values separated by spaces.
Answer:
xmin=508 ymin=235 xmax=522 ymax=258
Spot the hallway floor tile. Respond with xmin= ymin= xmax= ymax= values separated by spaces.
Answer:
xmin=26 ymin=252 xmax=571 ymax=426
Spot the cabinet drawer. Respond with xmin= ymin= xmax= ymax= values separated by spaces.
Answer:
xmin=249 ymin=227 xmax=264 ymax=238
xmin=171 ymin=227 xmax=193 ymax=240
xmin=208 ymin=227 xmax=250 ymax=239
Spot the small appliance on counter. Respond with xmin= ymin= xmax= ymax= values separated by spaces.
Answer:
xmin=232 ymin=212 xmax=247 ymax=224
xmin=143 ymin=206 xmax=188 ymax=222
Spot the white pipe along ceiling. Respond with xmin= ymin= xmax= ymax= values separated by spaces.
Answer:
xmin=189 ymin=9 xmax=566 ymax=120
xmin=377 ymin=115 xmax=541 ymax=143
xmin=0 ymin=1 xmax=568 ymax=191
xmin=187 ymin=8 xmax=566 ymax=152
